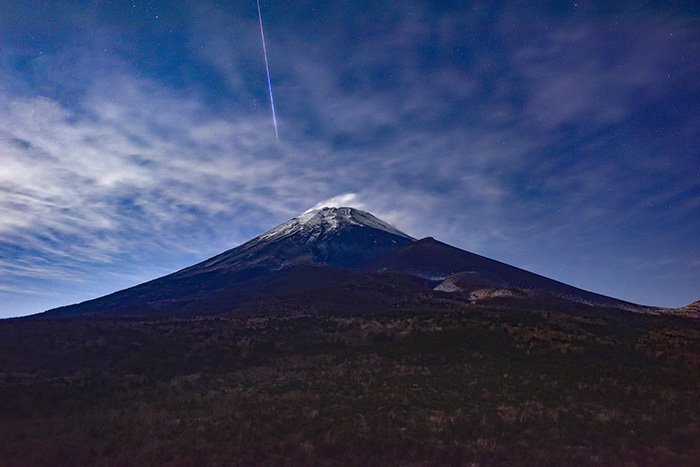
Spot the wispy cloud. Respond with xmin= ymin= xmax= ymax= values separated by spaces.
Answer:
xmin=1 ymin=68 xmax=331 ymax=252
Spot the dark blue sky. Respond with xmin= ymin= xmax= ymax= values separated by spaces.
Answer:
xmin=1 ymin=1 xmax=699 ymax=317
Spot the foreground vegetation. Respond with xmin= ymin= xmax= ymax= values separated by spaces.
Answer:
xmin=1 ymin=297 xmax=699 ymax=466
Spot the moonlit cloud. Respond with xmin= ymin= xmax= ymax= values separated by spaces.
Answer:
xmin=307 ymin=193 xmax=365 ymax=212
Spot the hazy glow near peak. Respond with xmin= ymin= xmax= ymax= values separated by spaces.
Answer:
xmin=305 ymin=193 xmax=365 ymax=213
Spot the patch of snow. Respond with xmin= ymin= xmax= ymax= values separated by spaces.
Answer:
xmin=434 ymin=278 xmax=461 ymax=293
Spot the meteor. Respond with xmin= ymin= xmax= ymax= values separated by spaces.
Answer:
xmin=256 ymin=0 xmax=278 ymax=139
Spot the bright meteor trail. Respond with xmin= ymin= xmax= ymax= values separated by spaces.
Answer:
xmin=256 ymin=0 xmax=278 ymax=139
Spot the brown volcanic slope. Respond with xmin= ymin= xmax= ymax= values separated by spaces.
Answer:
xmin=3 ymin=295 xmax=700 ymax=465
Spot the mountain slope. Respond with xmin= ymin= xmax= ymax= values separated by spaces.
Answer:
xmin=363 ymin=237 xmax=652 ymax=311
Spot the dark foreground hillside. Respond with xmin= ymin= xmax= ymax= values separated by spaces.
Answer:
xmin=1 ymin=298 xmax=700 ymax=466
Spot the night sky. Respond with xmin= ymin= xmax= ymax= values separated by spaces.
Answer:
xmin=1 ymin=1 xmax=699 ymax=317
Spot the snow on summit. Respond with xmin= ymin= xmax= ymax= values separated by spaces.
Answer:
xmin=258 ymin=207 xmax=414 ymax=242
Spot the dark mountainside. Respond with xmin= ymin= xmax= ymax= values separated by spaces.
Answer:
xmin=2 ymin=207 xmax=700 ymax=466
xmin=42 ymin=207 xmax=674 ymax=318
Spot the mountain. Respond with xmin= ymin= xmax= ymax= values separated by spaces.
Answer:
xmin=44 ymin=207 xmax=414 ymax=316
xmin=43 ymin=206 xmax=660 ymax=317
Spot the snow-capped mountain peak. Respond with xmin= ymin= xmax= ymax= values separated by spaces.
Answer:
xmin=173 ymin=207 xmax=415 ymax=276
xmin=258 ymin=207 xmax=414 ymax=242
